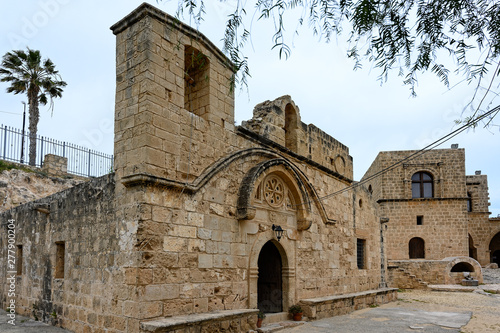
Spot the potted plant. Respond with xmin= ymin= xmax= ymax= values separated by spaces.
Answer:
xmin=289 ymin=304 xmax=303 ymax=321
xmin=257 ymin=310 xmax=266 ymax=328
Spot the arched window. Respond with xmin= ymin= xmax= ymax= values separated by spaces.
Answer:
xmin=409 ymin=237 xmax=425 ymax=259
xmin=284 ymin=103 xmax=298 ymax=151
xmin=184 ymin=45 xmax=209 ymax=117
xmin=411 ymin=172 xmax=433 ymax=198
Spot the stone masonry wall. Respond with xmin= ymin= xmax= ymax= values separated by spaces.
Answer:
xmin=466 ymin=174 xmax=500 ymax=265
xmin=363 ymin=149 xmax=469 ymax=260
xmin=0 ymin=174 xmax=130 ymax=333
xmin=242 ymin=96 xmax=353 ymax=180
xmin=111 ymin=4 xmax=235 ymax=187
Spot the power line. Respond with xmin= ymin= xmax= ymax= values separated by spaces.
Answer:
xmin=316 ymin=106 xmax=500 ymax=202
xmin=0 ymin=110 xmax=21 ymax=115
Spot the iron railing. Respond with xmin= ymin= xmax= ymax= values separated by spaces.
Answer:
xmin=0 ymin=124 xmax=113 ymax=177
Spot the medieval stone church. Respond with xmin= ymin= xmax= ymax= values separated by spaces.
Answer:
xmin=1 ymin=3 xmax=498 ymax=333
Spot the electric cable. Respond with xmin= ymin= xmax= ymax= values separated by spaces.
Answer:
xmin=315 ymin=105 xmax=500 ymax=203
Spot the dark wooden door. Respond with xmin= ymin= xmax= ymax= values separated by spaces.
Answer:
xmin=409 ymin=237 xmax=425 ymax=259
xmin=258 ymin=241 xmax=282 ymax=313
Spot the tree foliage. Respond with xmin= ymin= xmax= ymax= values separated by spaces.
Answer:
xmin=0 ymin=48 xmax=67 ymax=165
xmin=172 ymin=0 xmax=499 ymax=125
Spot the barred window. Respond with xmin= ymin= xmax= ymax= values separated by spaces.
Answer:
xmin=357 ymin=239 xmax=366 ymax=269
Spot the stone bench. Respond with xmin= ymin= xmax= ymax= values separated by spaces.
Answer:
xmin=140 ymin=309 xmax=258 ymax=333
xmin=299 ymin=288 xmax=398 ymax=320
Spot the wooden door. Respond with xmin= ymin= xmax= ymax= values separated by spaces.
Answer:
xmin=258 ymin=241 xmax=283 ymax=313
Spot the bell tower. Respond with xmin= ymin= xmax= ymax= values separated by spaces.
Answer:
xmin=111 ymin=3 xmax=235 ymax=184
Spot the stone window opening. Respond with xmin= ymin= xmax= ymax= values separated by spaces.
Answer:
xmin=467 ymin=192 xmax=472 ymax=212
xmin=184 ymin=45 xmax=210 ymax=117
xmin=409 ymin=237 xmax=425 ymax=259
xmin=284 ymin=103 xmax=298 ymax=152
xmin=356 ymin=238 xmax=366 ymax=269
xmin=416 ymin=215 xmax=423 ymax=225
xmin=411 ymin=172 xmax=434 ymax=198
xmin=16 ymin=245 xmax=23 ymax=275
xmin=55 ymin=242 xmax=65 ymax=279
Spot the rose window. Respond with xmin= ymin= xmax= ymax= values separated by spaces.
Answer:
xmin=264 ymin=176 xmax=285 ymax=207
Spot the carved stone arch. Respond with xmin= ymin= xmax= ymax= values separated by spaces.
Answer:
xmin=443 ymin=256 xmax=483 ymax=284
xmin=248 ymin=230 xmax=296 ymax=311
xmin=237 ymin=159 xmax=312 ymax=230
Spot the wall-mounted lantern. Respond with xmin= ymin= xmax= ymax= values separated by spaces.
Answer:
xmin=272 ymin=224 xmax=284 ymax=241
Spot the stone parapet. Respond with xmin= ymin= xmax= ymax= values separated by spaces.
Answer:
xmin=140 ymin=309 xmax=258 ymax=333
xmin=388 ymin=257 xmax=483 ymax=289
xmin=299 ymin=288 xmax=398 ymax=321
xmin=41 ymin=154 xmax=68 ymax=176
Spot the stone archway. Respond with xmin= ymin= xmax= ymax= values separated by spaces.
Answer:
xmin=490 ymin=232 xmax=500 ymax=265
xmin=248 ymin=231 xmax=295 ymax=313
xmin=258 ymin=241 xmax=283 ymax=312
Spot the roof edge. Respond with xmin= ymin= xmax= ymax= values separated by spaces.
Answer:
xmin=110 ymin=2 xmax=235 ymax=72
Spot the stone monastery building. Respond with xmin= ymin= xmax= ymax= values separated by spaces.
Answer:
xmin=1 ymin=3 xmax=499 ymax=333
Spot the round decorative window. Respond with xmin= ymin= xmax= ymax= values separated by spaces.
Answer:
xmin=334 ymin=156 xmax=345 ymax=175
xmin=264 ymin=175 xmax=285 ymax=207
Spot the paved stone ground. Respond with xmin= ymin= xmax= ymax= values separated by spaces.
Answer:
xmin=0 ymin=309 xmax=71 ymax=333
xmin=1 ymin=269 xmax=499 ymax=333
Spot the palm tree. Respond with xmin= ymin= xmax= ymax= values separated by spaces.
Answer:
xmin=0 ymin=48 xmax=66 ymax=166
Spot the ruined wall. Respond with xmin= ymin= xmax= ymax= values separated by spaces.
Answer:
xmin=363 ymin=149 xmax=469 ymax=260
xmin=0 ymin=166 xmax=84 ymax=213
xmin=241 ymin=96 xmax=353 ymax=180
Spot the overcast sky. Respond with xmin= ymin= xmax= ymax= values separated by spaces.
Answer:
xmin=0 ymin=0 xmax=499 ymax=216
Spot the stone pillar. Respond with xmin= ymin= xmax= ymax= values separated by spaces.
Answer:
xmin=42 ymin=154 xmax=68 ymax=176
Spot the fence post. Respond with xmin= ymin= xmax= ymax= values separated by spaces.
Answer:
xmin=88 ymin=148 xmax=91 ymax=177
xmin=2 ymin=126 xmax=6 ymax=160
xmin=63 ymin=141 xmax=66 ymax=157
xmin=40 ymin=136 xmax=44 ymax=167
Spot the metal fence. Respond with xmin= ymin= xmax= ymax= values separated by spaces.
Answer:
xmin=0 ymin=124 xmax=113 ymax=177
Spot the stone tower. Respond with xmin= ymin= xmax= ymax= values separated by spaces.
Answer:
xmin=111 ymin=3 xmax=235 ymax=185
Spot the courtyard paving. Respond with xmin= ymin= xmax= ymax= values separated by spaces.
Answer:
xmin=1 ymin=270 xmax=499 ymax=333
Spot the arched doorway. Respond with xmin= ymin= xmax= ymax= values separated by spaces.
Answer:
xmin=409 ymin=237 xmax=425 ymax=259
xmin=490 ymin=232 xmax=500 ymax=266
xmin=469 ymin=234 xmax=477 ymax=260
xmin=258 ymin=241 xmax=283 ymax=313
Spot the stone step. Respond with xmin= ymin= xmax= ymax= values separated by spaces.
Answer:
xmin=264 ymin=312 xmax=289 ymax=324
xmin=256 ymin=320 xmax=305 ymax=333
